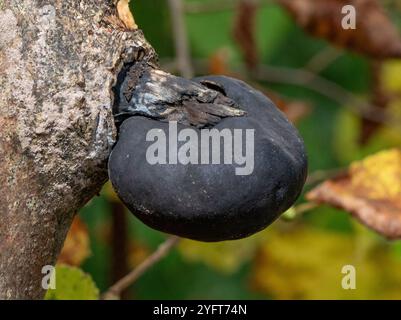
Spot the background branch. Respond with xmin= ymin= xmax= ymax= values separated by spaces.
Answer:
xmin=168 ymin=0 xmax=194 ymax=78
xmin=182 ymin=59 xmax=400 ymax=129
xmin=103 ymin=236 xmax=180 ymax=300
xmin=304 ymin=47 xmax=344 ymax=74
xmin=185 ymin=0 xmax=273 ymax=14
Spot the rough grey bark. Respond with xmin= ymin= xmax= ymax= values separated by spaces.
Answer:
xmin=0 ymin=0 xmax=156 ymax=299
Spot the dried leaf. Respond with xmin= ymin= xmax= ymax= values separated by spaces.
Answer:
xmin=278 ymin=0 xmax=401 ymax=59
xmin=58 ymin=216 xmax=90 ymax=266
xmin=117 ymin=0 xmax=138 ymax=30
xmin=232 ymin=0 xmax=260 ymax=70
xmin=307 ymin=149 xmax=401 ymax=239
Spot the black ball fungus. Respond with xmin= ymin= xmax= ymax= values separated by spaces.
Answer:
xmin=109 ymin=75 xmax=307 ymax=241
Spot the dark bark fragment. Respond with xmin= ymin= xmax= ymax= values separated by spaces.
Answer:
xmin=114 ymin=67 xmax=246 ymax=128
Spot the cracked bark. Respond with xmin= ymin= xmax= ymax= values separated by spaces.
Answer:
xmin=0 ymin=0 xmax=157 ymax=299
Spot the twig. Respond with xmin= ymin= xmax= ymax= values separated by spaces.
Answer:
xmin=306 ymin=167 xmax=347 ymax=186
xmin=168 ymin=0 xmax=194 ymax=78
xmin=281 ymin=168 xmax=347 ymax=221
xmin=295 ymin=202 xmax=320 ymax=214
xmin=185 ymin=0 xmax=273 ymax=14
xmin=252 ymin=64 xmax=399 ymax=128
xmin=305 ymin=47 xmax=343 ymax=74
xmin=102 ymin=236 xmax=180 ymax=300
xmin=281 ymin=202 xmax=320 ymax=221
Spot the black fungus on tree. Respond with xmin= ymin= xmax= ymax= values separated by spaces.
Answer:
xmin=109 ymin=71 xmax=308 ymax=242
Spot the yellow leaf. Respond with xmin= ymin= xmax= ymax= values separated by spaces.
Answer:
xmin=307 ymin=149 xmax=401 ymax=239
xmin=350 ymin=149 xmax=401 ymax=200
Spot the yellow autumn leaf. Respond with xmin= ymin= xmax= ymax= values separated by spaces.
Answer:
xmin=307 ymin=149 xmax=401 ymax=239
xmin=350 ymin=149 xmax=401 ymax=199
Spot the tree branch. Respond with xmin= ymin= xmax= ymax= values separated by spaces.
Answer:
xmin=0 ymin=0 xmax=157 ymax=299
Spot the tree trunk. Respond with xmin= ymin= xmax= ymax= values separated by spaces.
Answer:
xmin=0 ymin=0 xmax=156 ymax=299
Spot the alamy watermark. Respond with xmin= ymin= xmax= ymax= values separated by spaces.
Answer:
xmin=342 ymin=5 xmax=356 ymax=30
xmin=145 ymin=121 xmax=255 ymax=176
xmin=42 ymin=265 xmax=56 ymax=290
xmin=341 ymin=265 xmax=356 ymax=290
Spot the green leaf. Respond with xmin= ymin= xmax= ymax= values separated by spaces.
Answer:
xmin=281 ymin=207 xmax=297 ymax=221
xmin=45 ymin=265 xmax=99 ymax=300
